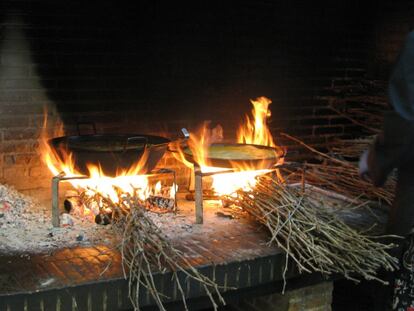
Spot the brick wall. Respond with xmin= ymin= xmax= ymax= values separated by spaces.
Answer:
xmin=0 ymin=0 xmax=413 ymax=200
xmin=230 ymin=282 xmax=333 ymax=311
xmin=0 ymin=12 xmax=53 ymax=201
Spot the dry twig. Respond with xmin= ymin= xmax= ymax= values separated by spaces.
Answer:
xmin=225 ymin=175 xmax=399 ymax=285
xmin=88 ymin=191 xmax=225 ymax=311
xmin=281 ymin=133 xmax=395 ymax=205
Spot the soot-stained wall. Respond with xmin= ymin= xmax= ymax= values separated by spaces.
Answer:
xmin=0 ymin=0 xmax=412 ymax=197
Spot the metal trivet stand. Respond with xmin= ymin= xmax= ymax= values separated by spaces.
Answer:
xmin=51 ymin=168 xmax=177 ymax=227
xmin=192 ymin=162 xmax=305 ymax=224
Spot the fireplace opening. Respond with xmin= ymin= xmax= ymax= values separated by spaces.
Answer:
xmin=0 ymin=1 xmax=413 ymax=310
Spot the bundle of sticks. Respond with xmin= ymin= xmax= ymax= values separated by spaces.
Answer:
xmin=329 ymin=136 xmax=377 ymax=159
xmin=91 ymin=190 xmax=224 ymax=311
xmin=225 ymin=175 xmax=399 ymax=285
xmin=327 ymin=92 xmax=388 ymax=159
xmin=281 ymin=133 xmax=396 ymax=206
xmin=328 ymin=102 xmax=385 ymax=135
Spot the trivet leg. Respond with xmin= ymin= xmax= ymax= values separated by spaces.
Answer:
xmin=194 ymin=164 xmax=203 ymax=224
xmin=173 ymin=170 xmax=178 ymax=210
xmin=52 ymin=175 xmax=61 ymax=227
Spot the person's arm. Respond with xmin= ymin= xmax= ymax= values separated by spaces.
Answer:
xmin=359 ymin=112 xmax=413 ymax=186
xmin=365 ymin=131 xmax=395 ymax=187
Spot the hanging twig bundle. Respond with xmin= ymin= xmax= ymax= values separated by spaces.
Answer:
xmin=329 ymin=136 xmax=376 ymax=159
xmin=281 ymin=133 xmax=396 ymax=205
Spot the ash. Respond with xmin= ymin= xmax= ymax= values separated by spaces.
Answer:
xmin=0 ymin=184 xmax=247 ymax=255
xmin=0 ymin=184 xmax=115 ymax=255
xmin=146 ymin=199 xmax=246 ymax=243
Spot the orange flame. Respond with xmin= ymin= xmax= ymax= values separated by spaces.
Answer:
xmin=39 ymin=112 xmax=176 ymax=204
xmin=173 ymin=96 xmax=283 ymax=196
xmin=237 ymin=96 xmax=275 ymax=147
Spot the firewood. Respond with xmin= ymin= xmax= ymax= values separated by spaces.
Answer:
xmin=224 ymin=175 xmax=399 ymax=287
xmin=87 ymin=190 xmax=225 ymax=311
xmin=145 ymin=195 xmax=175 ymax=211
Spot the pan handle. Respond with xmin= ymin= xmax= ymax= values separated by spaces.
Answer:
xmin=181 ymin=128 xmax=190 ymax=139
xmin=77 ymin=122 xmax=97 ymax=135
xmin=124 ymin=136 xmax=148 ymax=152
xmin=167 ymin=128 xmax=190 ymax=153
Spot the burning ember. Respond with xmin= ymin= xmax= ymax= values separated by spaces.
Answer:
xmin=174 ymin=96 xmax=284 ymax=196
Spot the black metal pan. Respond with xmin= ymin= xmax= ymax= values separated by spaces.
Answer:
xmin=48 ymin=133 xmax=170 ymax=176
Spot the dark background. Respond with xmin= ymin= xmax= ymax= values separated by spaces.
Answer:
xmin=2 ymin=0 xmax=409 ymax=136
xmin=0 ymin=0 xmax=413 ymax=194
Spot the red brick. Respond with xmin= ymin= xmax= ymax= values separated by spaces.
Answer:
xmin=3 ymin=128 xmax=38 ymax=141
xmin=3 ymin=155 xmax=15 ymax=166
xmin=0 ymin=140 xmax=37 ymax=153
xmin=0 ymin=116 xmax=31 ymax=128
xmin=29 ymin=166 xmax=51 ymax=178
xmin=3 ymin=166 xmax=28 ymax=180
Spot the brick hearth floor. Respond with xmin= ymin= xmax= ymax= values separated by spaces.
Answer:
xmin=0 ymin=199 xmax=302 ymax=310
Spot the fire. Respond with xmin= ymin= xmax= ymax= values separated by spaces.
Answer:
xmin=39 ymin=112 xmax=176 ymax=205
xmin=237 ymin=96 xmax=275 ymax=147
xmin=209 ymin=168 xmax=270 ymax=196
xmin=174 ymin=96 xmax=283 ymax=196
xmin=40 ymin=95 xmax=281 ymax=213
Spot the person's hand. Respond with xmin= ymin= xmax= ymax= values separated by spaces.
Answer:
xmin=358 ymin=149 xmax=370 ymax=181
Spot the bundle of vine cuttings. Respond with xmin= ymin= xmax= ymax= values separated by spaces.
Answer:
xmin=326 ymin=95 xmax=388 ymax=162
xmin=90 ymin=190 xmax=225 ymax=311
xmin=329 ymin=136 xmax=376 ymax=159
xmin=224 ymin=175 xmax=399 ymax=285
xmin=281 ymin=133 xmax=396 ymax=206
